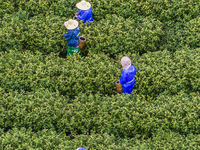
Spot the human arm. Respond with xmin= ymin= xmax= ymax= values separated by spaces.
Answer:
xmin=77 ymin=10 xmax=88 ymax=21
xmin=75 ymin=12 xmax=78 ymax=18
xmin=119 ymin=70 xmax=127 ymax=84
xmin=63 ymin=32 xmax=71 ymax=40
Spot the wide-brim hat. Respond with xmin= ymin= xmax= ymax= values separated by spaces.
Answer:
xmin=76 ymin=0 xmax=91 ymax=10
xmin=64 ymin=19 xmax=79 ymax=30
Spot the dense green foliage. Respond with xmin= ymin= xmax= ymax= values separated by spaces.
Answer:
xmin=0 ymin=0 xmax=200 ymax=149
xmin=0 ymin=51 xmax=119 ymax=96
xmin=1 ymin=49 xmax=199 ymax=98
xmin=1 ymin=0 xmax=199 ymax=55
xmin=3 ymin=90 xmax=200 ymax=137
xmin=82 ymin=15 xmax=164 ymax=55
xmin=1 ymin=128 xmax=200 ymax=149
xmin=135 ymin=48 xmax=200 ymax=97
xmin=0 ymin=12 xmax=67 ymax=54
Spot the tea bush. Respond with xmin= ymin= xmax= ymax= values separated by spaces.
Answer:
xmin=162 ymin=16 xmax=200 ymax=52
xmin=0 ymin=128 xmax=70 ymax=149
xmin=0 ymin=89 xmax=69 ymax=132
xmin=17 ymin=0 xmax=76 ymax=18
xmin=81 ymin=14 xmax=164 ymax=55
xmin=0 ymin=48 xmax=199 ymax=99
xmin=1 ymin=128 xmax=200 ymax=149
xmin=0 ymin=0 xmax=15 ymax=18
xmin=91 ymin=0 xmax=200 ymax=22
xmin=0 ymin=12 xmax=68 ymax=54
xmin=1 ymin=0 xmax=200 ymax=148
xmin=0 ymin=0 xmax=86 ymax=19
xmin=134 ymin=0 xmax=200 ymax=23
xmin=1 ymin=12 xmax=165 ymax=55
xmin=1 ymin=88 xmax=200 ymax=142
xmin=0 ymin=50 xmax=120 ymax=96
xmin=116 ymin=48 xmax=200 ymax=97
xmin=2 ymin=0 xmax=199 ymax=22
xmin=81 ymin=15 xmax=200 ymax=55
xmin=0 ymin=48 xmax=199 ymax=141
xmin=1 ymin=0 xmax=199 ymax=55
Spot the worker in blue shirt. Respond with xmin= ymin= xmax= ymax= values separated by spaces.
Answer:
xmin=63 ymin=19 xmax=82 ymax=56
xmin=75 ymin=0 xmax=93 ymax=24
xmin=119 ymin=56 xmax=137 ymax=94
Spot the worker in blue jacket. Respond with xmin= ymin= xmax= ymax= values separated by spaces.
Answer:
xmin=75 ymin=0 xmax=93 ymax=24
xmin=119 ymin=56 xmax=137 ymax=94
xmin=63 ymin=19 xmax=82 ymax=56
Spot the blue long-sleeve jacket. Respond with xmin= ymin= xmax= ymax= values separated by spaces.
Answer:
xmin=63 ymin=26 xmax=80 ymax=47
xmin=119 ymin=65 xmax=137 ymax=94
xmin=77 ymin=8 xmax=93 ymax=23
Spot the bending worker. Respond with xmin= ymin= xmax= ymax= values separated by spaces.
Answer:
xmin=119 ymin=56 xmax=137 ymax=94
xmin=75 ymin=0 xmax=93 ymax=24
xmin=63 ymin=19 xmax=82 ymax=56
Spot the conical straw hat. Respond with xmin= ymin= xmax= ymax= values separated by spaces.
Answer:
xmin=64 ymin=19 xmax=79 ymax=30
xmin=76 ymin=0 xmax=91 ymax=10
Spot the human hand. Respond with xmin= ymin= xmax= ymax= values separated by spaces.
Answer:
xmin=75 ymin=12 xmax=78 ymax=18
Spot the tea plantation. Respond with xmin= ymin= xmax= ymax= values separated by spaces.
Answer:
xmin=0 ymin=0 xmax=200 ymax=149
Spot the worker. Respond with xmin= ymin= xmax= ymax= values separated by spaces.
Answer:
xmin=119 ymin=56 xmax=137 ymax=94
xmin=75 ymin=0 xmax=93 ymax=24
xmin=63 ymin=19 xmax=82 ymax=56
